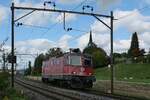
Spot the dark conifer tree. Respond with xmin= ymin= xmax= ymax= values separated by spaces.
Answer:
xmin=128 ymin=32 xmax=140 ymax=58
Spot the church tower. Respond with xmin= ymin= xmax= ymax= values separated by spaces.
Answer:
xmin=87 ymin=31 xmax=97 ymax=48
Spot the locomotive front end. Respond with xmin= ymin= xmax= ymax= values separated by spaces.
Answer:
xmin=65 ymin=53 xmax=96 ymax=88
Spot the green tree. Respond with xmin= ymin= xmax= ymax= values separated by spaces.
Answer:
xmin=33 ymin=54 xmax=45 ymax=75
xmin=128 ymin=32 xmax=141 ymax=62
xmin=45 ymin=47 xmax=63 ymax=59
xmin=83 ymin=47 xmax=109 ymax=68
xmin=0 ymin=72 xmax=10 ymax=92
xmin=83 ymin=31 xmax=109 ymax=68
xmin=128 ymin=32 xmax=141 ymax=61
xmin=114 ymin=53 xmax=121 ymax=58
xmin=121 ymin=52 xmax=128 ymax=58
xmin=25 ymin=61 xmax=32 ymax=75
xmin=33 ymin=48 xmax=63 ymax=75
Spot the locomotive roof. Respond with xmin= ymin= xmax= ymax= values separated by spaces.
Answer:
xmin=43 ymin=52 xmax=91 ymax=62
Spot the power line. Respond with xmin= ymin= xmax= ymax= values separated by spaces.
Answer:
xmin=16 ymin=0 xmax=89 ymax=38
xmin=67 ymin=28 xmax=102 ymax=43
xmin=39 ymin=0 xmax=88 ymax=37
xmin=19 ymin=23 xmax=50 ymax=30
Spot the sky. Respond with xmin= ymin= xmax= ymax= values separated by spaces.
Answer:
xmin=0 ymin=0 xmax=150 ymax=69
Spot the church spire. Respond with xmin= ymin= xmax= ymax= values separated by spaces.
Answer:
xmin=87 ymin=31 xmax=97 ymax=48
xmin=89 ymin=30 xmax=93 ymax=43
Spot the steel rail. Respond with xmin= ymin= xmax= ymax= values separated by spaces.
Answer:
xmin=15 ymin=78 xmax=80 ymax=100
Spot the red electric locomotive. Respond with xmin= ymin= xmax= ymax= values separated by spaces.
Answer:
xmin=42 ymin=49 xmax=96 ymax=88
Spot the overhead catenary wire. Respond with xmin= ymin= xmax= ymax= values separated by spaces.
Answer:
xmin=15 ymin=1 xmax=150 ymax=48
xmin=19 ymin=23 xmax=50 ymax=30
xmin=16 ymin=0 xmax=89 ymax=38
xmin=17 ymin=2 xmax=150 ymax=45
xmin=39 ymin=0 xmax=89 ymax=37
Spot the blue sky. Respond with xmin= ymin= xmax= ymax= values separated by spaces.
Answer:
xmin=0 ymin=0 xmax=150 ymax=69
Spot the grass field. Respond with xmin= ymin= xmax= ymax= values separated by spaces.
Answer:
xmin=94 ymin=63 xmax=150 ymax=83
xmin=94 ymin=63 xmax=150 ymax=99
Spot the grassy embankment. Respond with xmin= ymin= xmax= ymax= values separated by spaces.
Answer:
xmin=93 ymin=63 xmax=150 ymax=100
xmin=94 ymin=63 xmax=150 ymax=83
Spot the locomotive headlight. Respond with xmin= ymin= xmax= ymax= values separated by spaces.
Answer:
xmin=89 ymin=73 xmax=92 ymax=75
xmin=80 ymin=67 xmax=85 ymax=72
xmin=73 ymin=71 xmax=77 ymax=74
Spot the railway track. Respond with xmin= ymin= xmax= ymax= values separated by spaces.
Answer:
xmin=15 ymin=78 xmax=79 ymax=100
xmin=18 ymin=77 xmax=148 ymax=100
xmin=15 ymin=78 xmax=117 ymax=100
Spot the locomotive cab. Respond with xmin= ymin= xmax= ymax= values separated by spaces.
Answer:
xmin=65 ymin=53 xmax=96 ymax=88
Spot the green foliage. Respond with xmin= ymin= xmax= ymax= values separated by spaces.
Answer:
xmin=33 ymin=48 xmax=63 ymax=74
xmin=128 ymin=32 xmax=141 ymax=58
xmin=24 ymin=61 xmax=32 ymax=75
xmin=0 ymin=72 xmax=10 ymax=91
xmin=83 ymin=47 xmax=109 ymax=68
xmin=114 ymin=53 xmax=122 ymax=58
xmin=1 ymin=88 xmax=28 ymax=100
xmin=114 ymin=52 xmax=128 ymax=64
xmin=33 ymin=54 xmax=45 ymax=74
xmin=45 ymin=47 xmax=63 ymax=59
xmin=127 ymin=32 xmax=147 ymax=63
xmin=34 ymin=54 xmax=45 ymax=68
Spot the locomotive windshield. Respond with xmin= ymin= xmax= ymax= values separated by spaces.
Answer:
xmin=69 ymin=55 xmax=82 ymax=66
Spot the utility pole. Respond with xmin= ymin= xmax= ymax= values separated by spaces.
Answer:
xmin=11 ymin=2 xmax=15 ymax=88
xmin=110 ymin=11 xmax=114 ymax=94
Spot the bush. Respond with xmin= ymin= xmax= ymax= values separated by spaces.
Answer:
xmin=0 ymin=72 xmax=10 ymax=91
xmin=0 ymin=72 xmax=10 ymax=99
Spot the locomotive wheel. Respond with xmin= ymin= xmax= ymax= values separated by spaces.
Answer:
xmin=42 ymin=78 xmax=48 ymax=83
xmin=70 ymin=79 xmax=83 ymax=89
xmin=87 ymin=81 xmax=93 ymax=88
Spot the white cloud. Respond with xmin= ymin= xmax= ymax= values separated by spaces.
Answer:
xmin=15 ymin=39 xmax=56 ymax=54
xmin=77 ymin=9 xmax=150 ymax=54
xmin=139 ymin=32 xmax=150 ymax=44
xmin=77 ymin=33 xmax=89 ymax=50
xmin=2 ymin=34 xmax=72 ymax=69
xmin=55 ymin=13 xmax=77 ymax=23
xmin=91 ymin=18 xmax=110 ymax=33
xmin=58 ymin=34 xmax=72 ymax=50
xmin=139 ymin=32 xmax=150 ymax=51
xmin=114 ymin=9 xmax=150 ymax=33
xmin=114 ymin=40 xmax=130 ymax=53
xmin=0 ymin=5 xmax=8 ymax=22
xmin=14 ymin=0 xmax=77 ymax=25
xmin=14 ymin=34 xmax=72 ymax=55
xmin=57 ymin=0 xmax=83 ymax=5
xmin=77 ymin=32 xmax=110 ymax=52
xmin=96 ymin=0 xmax=121 ymax=10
